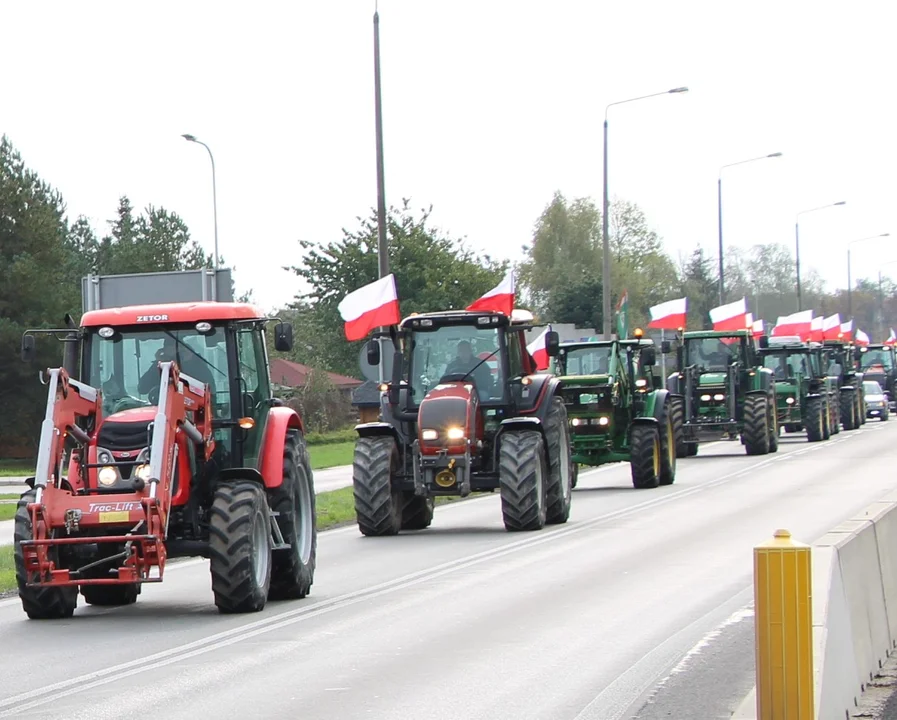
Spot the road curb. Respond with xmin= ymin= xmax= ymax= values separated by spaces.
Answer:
xmin=732 ymin=686 xmax=756 ymax=719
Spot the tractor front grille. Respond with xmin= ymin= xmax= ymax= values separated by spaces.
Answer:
xmin=97 ymin=420 xmax=150 ymax=451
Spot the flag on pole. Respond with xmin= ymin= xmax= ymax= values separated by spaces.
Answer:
xmin=467 ymin=270 xmax=515 ymax=316
xmin=526 ymin=327 xmax=551 ymax=370
xmin=709 ymin=297 xmax=748 ymax=331
xmin=771 ymin=310 xmax=814 ymax=337
xmin=807 ymin=316 xmax=824 ymax=342
xmin=615 ymin=291 xmax=629 ymax=339
xmin=822 ymin=314 xmax=841 ymax=341
xmin=840 ymin=320 xmax=854 ymax=341
xmin=855 ymin=328 xmax=870 ymax=346
xmin=752 ymin=318 xmax=765 ymax=337
xmin=647 ymin=297 xmax=687 ymax=330
xmin=337 ymin=274 xmax=401 ymax=341
xmin=886 ymin=329 xmax=897 ymax=346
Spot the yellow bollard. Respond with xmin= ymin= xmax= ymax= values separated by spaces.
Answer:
xmin=754 ymin=529 xmax=814 ymax=719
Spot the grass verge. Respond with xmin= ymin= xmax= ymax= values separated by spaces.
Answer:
xmin=0 ymin=460 xmax=33 ymax=478
xmin=0 ymin=505 xmax=14 ymax=522
xmin=309 ymin=441 xmax=354 ymax=470
xmin=0 ymin=546 xmax=13 ymax=594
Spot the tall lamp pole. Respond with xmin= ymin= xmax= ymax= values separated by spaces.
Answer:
xmin=602 ymin=86 xmax=688 ymax=339
xmin=795 ymin=201 xmax=846 ymax=311
xmin=372 ymin=5 xmax=389 ymax=383
xmin=717 ymin=153 xmax=783 ymax=305
xmin=181 ymin=134 xmax=219 ymax=272
xmin=847 ymin=233 xmax=890 ymax=317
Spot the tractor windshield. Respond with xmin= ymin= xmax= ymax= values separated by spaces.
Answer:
xmin=87 ymin=326 xmax=231 ymax=418
xmin=561 ymin=346 xmax=613 ymax=376
xmin=686 ymin=337 xmax=743 ymax=370
xmin=859 ymin=349 xmax=894 ymax=371
xmin=408 ymin=324 xmax=503 ymax=402
xmin=762 ymin=352 xmax=791 ymax=379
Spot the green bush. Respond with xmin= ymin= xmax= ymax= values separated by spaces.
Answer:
xmin=304 ymin=427 xmax=357 ymax=446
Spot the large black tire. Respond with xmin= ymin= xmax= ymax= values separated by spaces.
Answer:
xmin=498 ymin=430 xmax=548 ymax=532
xmin=686 ymin=442 xmax=699 ymax=457
xmin=267 ymin=429 xmax=316 ymax=600
xmin=743 ymin=395 xmax=770 ymax=456
xmin=840 ymin=389 xmax=858 ymax=430
xmin=571 ymin=463 xmax=579 ymax=489
xmin=670 ymin=396 xmax=688 ymax=458
xmin=630 ymin=423 xmax=661 ymax=489
xmin=828 ymin=397 xmax=841 ymax=434
xmin=882 ymin=407 xmax=890 ymax=422
xmin=767 ymin=399 xmax=779 ymax=453
xmin=544 ymin=398 xmax=574 ymax=525
xmin=658 ymin=399 xmax=676 ymax=486
xmin=14 ymin=490 xmax=78 ymax=620
xmin=821 ymin=401 xmax=831 ymax=440
xmin=401 ymin=495 xmax=435 ymax=530
xmin=805 ymin=397 xmax=825 ymax=442
xmin=81 ymin=584 xmax=139 ymax=607
xmin=209 ymin=481 xmax=272 ymax=614
xmin=352 ymin=436 xmax=402 ymax=537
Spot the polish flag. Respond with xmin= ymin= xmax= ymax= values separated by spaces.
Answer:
xmin=840 ymin=320 xmax=853 ymax=341
xmin=752 ymin=318 xmax=765 ymax=337
xmin=771 ymin=310 xmax=814 ymax=337
xmin=337 ymin=274 xmax=401 ymax=341
xmin=709 ymin=297 xmax=748 ymax=331
xmin=806 ymin=316 xmax=824 ymax=342
xmin=822 ymin=314 xmax=841 ymax=341
xmin=885 ymin=329 xmax=897 ymax=346
xmin=467 ymin=270 xmax=515 ymax=316
xmin=647 ymin=297 xmax=687 ymax=330
xmin=855 ymin=328 xmax=870 ymax=346
xmin=526 ymin=327 xmax=551 ymax=370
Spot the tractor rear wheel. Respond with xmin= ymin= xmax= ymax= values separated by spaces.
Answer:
xmin=630 ymin=424 xmax=661 ymax=489
xmin=858 ymin=392 xmax=867 ymax=424
xmin=571 ymin=463 xmax=579 ymax=489
xmin=805 ymin=397 xmax=825 ymax=442
xmin=822 ymin=401 xmax=831 ymax=439
xmin=401 ymin=495 xmax=435 ymax=530
xmin=829 ymin=399 xmax=841 ymax=434
xmin=544 ymin=398 xmax=574 ymax=525
xmin=743 ymin=395 xmax=770 ymax=456
xmin=499 ymin=430 xmax=548 ymax=532
xmin=14 ymin=490 xmax=78 ymax=620
xmin=209 ymin=481 xmax=272 ymax=614
xmin=670 ymin=397 xmax=688 ymax=458
xmin=352 ymin=437 xmax=403 ymax=536
xmin=840 ymin=389 xmax=858 ymax=430
xmin=686 ymin=442 xmax=699 ymax=457
xmin=658 ymin=400 xmax=676 ymax=486
xmin=267 ymin=429 xmax=317 ymax=600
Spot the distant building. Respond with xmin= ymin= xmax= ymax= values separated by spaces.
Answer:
xmin=269 ymin=359 xmax=363 ymax=399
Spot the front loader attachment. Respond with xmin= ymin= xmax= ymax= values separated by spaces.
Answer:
xmin=19 ymin=361 xmax=212 ymax=590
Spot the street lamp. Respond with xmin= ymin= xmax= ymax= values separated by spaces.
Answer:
xmin=717 ymin=152 xmax=783 ymax=305
xmin=847 ymin=233 xmax=890 ymax=317
xmin=602 ymin=86 xmax=689 ymax=338
xmin=795 ymin=201 xmax=847 ymax=311
xmin=182 ymin=133 xmax=219 ymax=271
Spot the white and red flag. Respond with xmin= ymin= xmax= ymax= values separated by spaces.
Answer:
xmin=806 ymin=315 xmax=824 ymax=342
xmin=752 ymin=318 xmax=765 ymax=337
xmin=840 ymin=320 xmax=854 ymax=341
xmin=771 ymin=310 xmax=814 ymax=337
xmin=647 ymin=297 xmax=687 ymax=330
xmin=886 ymin=329 xmax=897 ymax=346
xmin=822 ymin=314 xmax=841 ymax=341
xmin=855 ymin=328 xmax=870 ymax=346
xmin=337 ymin=274 xmax=401 ymax=342
xmin=526 ymin=327 xmax=551 ymax=370
xmin=709 ymin=297 xmax=748 ymax=331
xmin=467 ymin=270 xmax=515 ymax=316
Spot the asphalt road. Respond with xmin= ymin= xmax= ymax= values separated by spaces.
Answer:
xmin=1 ymin=423 xmax=895 ymax=720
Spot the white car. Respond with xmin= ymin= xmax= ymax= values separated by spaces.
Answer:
xmin=863 ymin=380 xmax=890 ymax=421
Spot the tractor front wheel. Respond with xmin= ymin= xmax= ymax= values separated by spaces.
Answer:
xmin=14 ymin=490 xmax=78 ymax=620
xmin=658 ymin=400 xmax=677 ymax=486
xmin=767 ymin=400 xmax=779 ymax=453
xmin=630 ymin=424 xmax=661 ymax=489
xmin=670 ymin=397 xmax=688 ymax=458
xmin=209 ymin=481 xmax=272 ymax=614
xmin=267 ymin=429 xmax=317 ymax=600
xmin=352 ymin=436 xmax=403 ymax=536
xmin=805 ymin=397 xmax=825 ymax=442
xmin=840 ymin=389 xmax=858 ymax=430
xmin=401 ymin=495 xmax=435 ymax=530
xmin=499 ymin=430 xmax=548 ymax=532
xmin=743 ymin=395 xmax=771 ymax=456
xmin=544 ymin=398 xmax=574 ymax=525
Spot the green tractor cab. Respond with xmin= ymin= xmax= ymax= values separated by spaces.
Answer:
xmin=667 ymin=329 xmax=777 ymax=457
xmin=856 ymin=344 xmax=897 ymax=412
xmin=554 ymin=333 xmax=680 ymax=490
xmin=822 ymin=339 xmax=865 ymax=430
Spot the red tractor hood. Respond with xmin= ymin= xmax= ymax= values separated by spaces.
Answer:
xmin=417 ymin=382 xmax=483 ymax=455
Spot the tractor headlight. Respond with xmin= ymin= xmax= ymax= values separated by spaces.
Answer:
xmin=446 ymin=426 xmax=465 ymax=441
xmin=785 ymin=397 xmax=795 ymax=405
xmin=597 ymin=417 xmax=610 ymax=426
xmin=133 ymin=463 xmax=152 ymax=481
xmin=98 ymin=466 xmax=118 ymax=487
xmin=713 ymin=394 xmax=725 ymax=401
xmin=571 ymin=417 xmax=583 ymax=426
xmin=635 ymin=379 xmax=648 ymax=388
xmin=421 ymin=429 xmax=439 ymax=441
xmin=700 ymin=394 xmax=712 ymax=402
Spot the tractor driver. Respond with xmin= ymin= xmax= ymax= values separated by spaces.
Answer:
xmin=444 ymin=340 xmax=495 ymax=396
xmin=138 ymin=335 xmax=216 ymax=398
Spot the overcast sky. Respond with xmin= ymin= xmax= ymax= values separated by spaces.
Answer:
xmin=3 ymin=1 xmax=895 ymax=315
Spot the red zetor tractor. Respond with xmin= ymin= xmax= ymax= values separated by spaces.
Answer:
xmin=352 ymin=308 xmax=573 ymax=534
xmin=16 ymin=290 xmax=316 ymax=619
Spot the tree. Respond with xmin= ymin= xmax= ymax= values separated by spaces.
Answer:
xmin=546 ymin=276 xmax=603 ymax=329
xmin=285 ymin=199 xmax=507 ymax=376
xmin=680 ymin=247 xmax=717 ymax=329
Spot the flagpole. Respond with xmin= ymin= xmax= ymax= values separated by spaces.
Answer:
xmin=661 ymin=329 xmax=666 ymax=380
xmin=373 ymin=3 xmax=388 ymax=384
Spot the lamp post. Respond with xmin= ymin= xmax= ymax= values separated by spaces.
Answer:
xmin=795 ymin=201 xmax=847 ymax=311
xmin=602 ymin=86 xmax=688 ymax=338
xmin=847 ymin=233 xmax=890 ymax=317
xmin=181 ymin=134 xmax=219 ymax=271
xmin=717 ymin=153 xmax=783 ymax=305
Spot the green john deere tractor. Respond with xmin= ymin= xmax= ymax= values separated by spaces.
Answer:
xmin=554 ymin=333 xmax=680 ymax=489
xmin=822 ymin=339 xmax=865 ymax=430
xmin=758 ymin=336 xmax=834 ymax=442
xmin=667 ymin=329 xmax=777 ymax=457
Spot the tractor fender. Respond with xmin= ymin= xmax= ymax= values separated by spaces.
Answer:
xmin=218 ymin=467 xmax=266 ymax=487
xmin=355 ymin=421 xmax=400 ymax=441
xmin=638 ymin=388 xmax=670 ymax=422
xmin=493 ymin=417 xmax=545 ymax=469
xmin=806 ymin=392 xmax=824 ymax=400
xmin=516 ymin=375 xmax=559 ymax=423
xmin=630 ymin=416 xmax=659 ymax=427
xmin=666 ymin=372 xmax=683 ymax=395
xmin=259 ymin=405 xmax=305 ymax=489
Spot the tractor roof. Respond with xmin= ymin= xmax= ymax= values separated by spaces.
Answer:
xmin=682 ymin=329 xmax=751 ymax=339
xmin=399 ymin=308 xmax=534 ymax=330
xmin=559 ymin=338 xmax=653 ymax=352
xmin=81 ymin=302 xmax=265 ymax=328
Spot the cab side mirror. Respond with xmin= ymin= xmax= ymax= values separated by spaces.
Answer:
xmin=641 ymin=346 xmax=657 ymax=366
xmin=545 ymin=330 xmax=560 ymax=357
xmin=758 ymin=335 xmax=769 ymax=350
xmin=660 ymin=340 xmax=672 ymax=354
xmin=21 ymin=335 xmax=36 ymax=363
xmin=273 ymin=322 xmax=293 ymax=352
xmin=366 ymin=338 xmax=381 ymax=366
